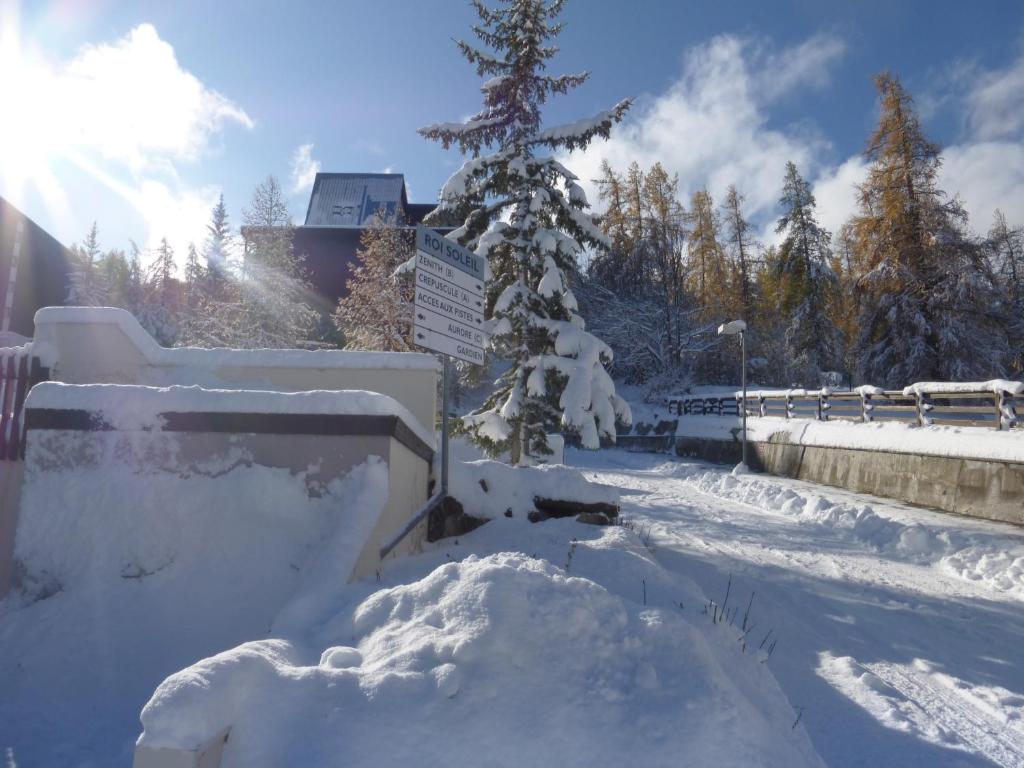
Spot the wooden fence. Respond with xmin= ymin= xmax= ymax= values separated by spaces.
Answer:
xmin=667 ymin=387 xmax=1021 ymax=431
xmin=0 ymin=346 xmax=47 ymax=461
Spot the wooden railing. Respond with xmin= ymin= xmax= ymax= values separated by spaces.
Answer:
xmin=0 ymin=346 xmax=48 ymax=461
xmin=667 ymin=385 xmax=1022 ymax=431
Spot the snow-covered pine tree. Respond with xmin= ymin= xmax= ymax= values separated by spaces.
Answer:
xmin=852 ymin=73 xmax=1008 ymax=385
xmin=334 ymin=213 xmax=415 ymax=352
xmin=419 ymin=0 xmax=632 ymax=464
xmin=774 ymin=161 xmax=842 ymax=386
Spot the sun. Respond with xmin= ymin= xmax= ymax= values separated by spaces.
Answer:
xmin=0 ymin=3 xmax=66 ymax=207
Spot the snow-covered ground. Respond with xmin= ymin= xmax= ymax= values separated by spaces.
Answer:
xmin=572 ymin=449 xmax=1024 ymax=767
xmin=3 ymin=447 xmax=1023 ymax=766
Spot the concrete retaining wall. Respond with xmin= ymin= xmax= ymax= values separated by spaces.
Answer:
xmin=674 ymin=434 xmax=1024 ymax=525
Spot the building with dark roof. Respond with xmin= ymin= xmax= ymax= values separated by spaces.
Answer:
xmin=0 ymin=196 xmax=72 ymax=337
xmin=283 ymin=172 xmax=449 ymax=306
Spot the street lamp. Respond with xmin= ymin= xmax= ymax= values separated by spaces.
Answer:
xmin=717 ymin=319 xmax=748 ymax=470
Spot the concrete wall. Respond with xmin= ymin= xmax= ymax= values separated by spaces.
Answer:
xmin=351 ymin=439 xmax=430 ymax=580
xmin=32 ymin=307 xmax=439 ymax=434
xmin=675 ymin=433 xmax=1024 ymax=525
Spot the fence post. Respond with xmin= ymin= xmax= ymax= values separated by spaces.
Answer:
xmin=819 ymin=390 xmax=830 ymax=421
xmin=785 ymin=392 xmax=794 ymax=419
xmin=997 ymin=390 xmax=1018 ymax=431
xmin=861 ymin=392 xmax=873 ymax=423
xmin=915 ymin=392 xmax=933 ymax=427
xmin=759 ymin=394 xmax=766 ymax=417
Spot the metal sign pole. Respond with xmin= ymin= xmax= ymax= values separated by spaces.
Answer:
xmin=441 ymin=353 xmax=451 ymax=496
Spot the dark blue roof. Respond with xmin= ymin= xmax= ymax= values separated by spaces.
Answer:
xmin=304 ymin=173 xmax=412 ymax=227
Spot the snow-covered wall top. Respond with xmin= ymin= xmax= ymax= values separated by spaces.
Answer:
xmin=26 ymin=382 xmax=435 ymax=448
xmin=29 ymin=306 xmax=439 ymax=435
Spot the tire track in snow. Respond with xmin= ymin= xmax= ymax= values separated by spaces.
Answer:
xmin=821 ymin=656 xmax=1024 ymax=766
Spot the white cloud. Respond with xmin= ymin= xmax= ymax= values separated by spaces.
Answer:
xmin=939 ymin=141 xmax=1024 ymax=232
xmin=562 ymin=34 xmax=845 ymax=236
xmin=811 ymin=156 xmax=868 ymax=239
xmin=964 ymin=55 xmax=1024 ymax=141
xmin=289 ymin=142 xmax=321 ymax=195
xmin=0 ymin=20 xmax=251 ymax=262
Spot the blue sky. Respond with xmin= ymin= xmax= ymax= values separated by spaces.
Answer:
xmin=2 ymin=0 xmax=1023 ymax=263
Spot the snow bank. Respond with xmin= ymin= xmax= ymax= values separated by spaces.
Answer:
xmin=902 ymin=380 xmax=1024 ymax=396
xmin=26 ymin=382 xmax=435 ymax=447
xmin=675 ymin=415 xmax=1024 ymax=464
xmin=1 ymin=454 xmax=390 ymax=765
xmin=449 ymin=459 xmax=619 ymax=520
xmin=138 ymin=540 xmax=822 ymax=767
xmin=682 ymin=469 xmax=1024 ymax=599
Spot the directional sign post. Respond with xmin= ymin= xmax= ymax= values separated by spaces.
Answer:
xmin=412 ymin=226 xmax=488 ymax=495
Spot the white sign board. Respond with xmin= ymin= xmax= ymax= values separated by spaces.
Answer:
xmin=413 ymin=226 xmax=488 ymax=366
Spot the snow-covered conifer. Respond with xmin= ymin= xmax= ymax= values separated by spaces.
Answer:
xmin=774 ymin=162 xmax=842 ymax=385
xmin=419 ymin=0 xmax=632 ymax=463
xmin=852 ymin=73 xmax=1008 ymax=385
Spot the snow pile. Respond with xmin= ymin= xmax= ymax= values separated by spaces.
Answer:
xmin=681 ymin=468 xmax=1024 ymax=599
xmin=138 ymin=540 xmax=822 ymax=767
xmin=449 ymin=459 xmax=619 ymax=520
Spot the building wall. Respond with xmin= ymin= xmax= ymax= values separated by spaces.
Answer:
xmin=0 ymin=196 xmax=72 ymax=337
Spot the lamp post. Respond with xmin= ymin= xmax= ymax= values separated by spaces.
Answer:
xmin=717 ymin=319 xmax=748 ymax=469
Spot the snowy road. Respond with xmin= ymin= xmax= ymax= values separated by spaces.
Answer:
xmin=572 ymin=450 xmax=1024 ymax=768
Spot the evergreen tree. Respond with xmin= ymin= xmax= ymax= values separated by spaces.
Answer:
xmin=721 ymin=185 xmax=755 ymax=324
xmin=204 ymin=194 xmax=232 ymax=295
xmin=67 ymin=222 xmax=109 ymax=305
xmin=419 ymin=0 xmax=632 ymax=463
xmin=334 ymin=214 xmax=415 ymax=352
xmin=184 ymin=242 xmax=205 ymax=309
xmin=986 ymin=210 xmax=1024 ymax=373
xmin=852 ymin=73 xmax=1007 ymax=385
xmin=774 ymin=161 xmax=841 ymax=385
xmin=686 ymin=188 xmax=728 ymax=321
xmin=140 ymin=237 xmax=181 ymax=346
xmin=830 ymin=222 xmax=860 ymax=381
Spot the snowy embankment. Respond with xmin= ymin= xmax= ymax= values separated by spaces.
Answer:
xmin=681 ymin=468 xmax=1024 ymax=599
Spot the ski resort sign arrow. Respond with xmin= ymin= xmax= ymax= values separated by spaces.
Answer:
xmin=413 ymin=226 xmax=488 ymax=366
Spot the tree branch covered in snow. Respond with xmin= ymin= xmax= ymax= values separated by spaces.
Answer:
xmin=421 ymin=0 xmax=632 ymax=463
